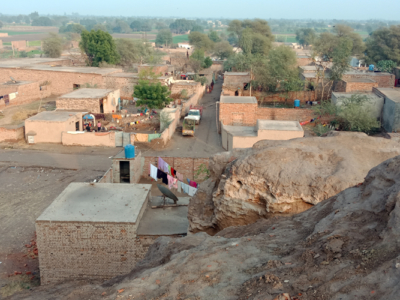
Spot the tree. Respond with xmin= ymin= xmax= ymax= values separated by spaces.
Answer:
xmin=134 ymin=69 xmax=172 ymax=109
xmin=42 ymin=33 xmax=63 ymax=58
xmin=130 ymin=20 xmax=142 ymax=32
xmin=92 ymin=24 xmax=109 ymax=32
xmin=365 ymin=25 xmax=400 ymax=65
xmin=0 ymin=21 xmax=3 ymax=29
xmin=29 ymin=12 xmax=39 ymax=20
xmin=213 ymin=41 xmax=234 ymax=60
xmin=239 ymin=29 xmax=271 ymax=56
xmin=377 ymin=60 xmax=397 ymax=73
xmin=191 ymin=24 xmax=204 ymax=33
xmin=80 ymin=19 xmax=97 ymax=31
xmin=80 ymin=30 xmax=120 ymax=67
xmin=296 ymin=28 xmax=316 ymax=46
xmin=188 ymin=32 xmax=214 ymax=51
xmin=155 ymin=29 xmax=173 ymax=47
xmin=32 ymin=17 xmax=53 ymax=26
xmin=169 ymin=19 xmax=193 ymax=34
xmin=59 ymin=23 xmax=86 ymax=34
xmin=141 ymin=22 xmax=152 ymax=32
xmin=115 ymin=39 xmax=162 ymax=66
xmin=203 ymin=56 xmax=213 ymax=69
xmin=113 ymin=20 xmax=131 ymax=33
xmin=333 ymin=25 xmax=365 ymax=55
xmin=155 ymin=22 xmax=167 ymax=30
xmin=208 ymin=30 xmax=221 ymax=42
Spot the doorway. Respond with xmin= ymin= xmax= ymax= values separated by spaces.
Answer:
xmin=75 ymin=121 xmax=80 ymax=131
xmin=100 ymin=99 xmax=104 ymax=113
xmin=73 ymin=84 xmax=81 ymax=90
xmin=235 ymin=90 xmax=239 ymax=96
xmin=120 ymin=161 xmax=130 ymax=183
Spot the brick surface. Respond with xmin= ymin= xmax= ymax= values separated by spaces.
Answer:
xmin=0 ymin=126 xmax=25 ymax=142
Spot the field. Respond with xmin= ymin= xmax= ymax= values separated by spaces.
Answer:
xmin=274 ymin=34 xmax=298 ymax=43
xmin=173 ymin=34 xmax=189 ymax=43
xmin=0 ymin=30 xmax=43 ymax=36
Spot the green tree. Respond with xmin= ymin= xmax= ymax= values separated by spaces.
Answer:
xmin=208 ymin=30 xmax=221 ymax=42
xmin=377 ymin=60 xmax=397 ymax=73
xmin=80 ymin=19 xmax=97 ymax=31
xmin=92 ymin=24 xmax=109 ymax=33
xmin=188 ymin=31 xmax=214 ymax=51
xmin=115 ymin=39 xmax=162 ymax=66
xmin=42 ymin=33 xmax=63 ymax=58
xmin=333 ymin=24 xmax=365 ymax=55
xmin=296 ymin=28 xmax=316 ymax=46
xmin=203 ymin=56 xmax=213 ymax=69
xmin=59 ymin=23 xmax=86 ymax=34
xmin=155 ymin=22 xmax=167 ymax=30
xmin=191 ymin=24 xmax=204 ymax=33
xmin=80 ymin=30 xmax=120 ymax=67
xmin=365 ymin=25 xmax=400 ymax=65
xmin=113 ymin=20 xmax=131 ymax=33
xmin=134 ymin=69 xmax=172 ymax=109
xmin=130 ymin=20 xmax=142 ymax=32
xmin=155 ymin=29 xmax=173 ymax=47
xmin=213 ymin=41 xmax=234 ymax=60
xmin=169 ymin=19 xmax=193 ymax=34
xmin=32 ymin=17 xmax=53 ymax=26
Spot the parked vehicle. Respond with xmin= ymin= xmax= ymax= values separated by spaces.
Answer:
xmin=185 ymin=105 xmax=203 ymax=125
xmin=182 ymin=119 xmax=196 ymax=136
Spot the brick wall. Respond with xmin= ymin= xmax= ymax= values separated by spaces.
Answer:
xmin=335 ymin=80 xmax=379 ymax=93
xmin=0 ymin=126 xmax=25 ymax=142
xmin=142 ymin=156 xmax=210 ymax=182
xmin=296 ymin=57 xmax=313 ymax=67
xmin=0 ymin=33 xmax=8 ymax=37
xmin=11 ymin=40 xmax=27 ymax=51
xmin=342 ymin=73 xmax=395 ymax=88
xmin=256 ymin=107 xmax=314 ymax=122
xmin=219 ymin=103 xmax=258 ymax=126
xmin=112 ymin=151 xmax=143 ymax=184
xmin=56 ymin=98 xmax=100 ymax=112
xmin=138 ymin=65 xmax=169 ymax=75
xmin=224 ymin=74 xmax=251 ymax=86
xmin=171 ymin=81 xmax=200 ymax=95
xmin=242 ymin=90 xmax=317 ymax=105
xmin=181 ymin=84 xmax=206 ymax=116
xmin=0 ymin=81 xmax=52 ymax=109
xmin=61 ymin=131 xmax=116 ymax=147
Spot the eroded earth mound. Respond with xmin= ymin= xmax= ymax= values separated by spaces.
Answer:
xmin=10 ymin=151 xmax=400 ymax=300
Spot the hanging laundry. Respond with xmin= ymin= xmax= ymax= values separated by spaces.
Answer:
xmin=168 ymin=165 xmax=172 ymax=175
xmin=158 ymin=157 xmax=169 ymax=173
xmin=157 ymin=169 xmax=168 ymax=185
xmin=167 ymin=175 xmax=174 ymax=189
xmin=0 ymin=96 xmax=3 ymax=100
xmin=189 ymin=180 xmax=197 ymax=188
xmin=9 ymin=93 xmax=16 ymax=100
xmin=188 ymin=186 xmax=197 ymax=197
xmin=181 ymin=183 xmax=190 ymax=194
xmin=171 ymin=167 xmax=175 ymax=177
xmin=150 ymin=164 xmax=158 ymax=181
xmin=176 ymin=172 xmax=183 ymax=181
xmin=3 ymin=95 xmax=9 ymax=106
xmin=187 ymin=178 xmax=191 ymax=184
xmin=177 ymin=181 xmax=182 ymax=193
xmin=172 ymin=178 xmax=178 ymax=189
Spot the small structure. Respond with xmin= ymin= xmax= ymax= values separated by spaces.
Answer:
xmin=36 ymin=183 xmax=152 ymax=285
xmin=56 ymin=88 xmax=119 ymax=113
xmin=112 ymin=149 xmax=143 ymax=184
xmin=222 ymin=72 xmax=251 ymax=96
xmin=221 ymin=119 xmax=304 ymax=150
xmin=331 ymin=92 xmax=383 ymax=120
xmin=25 ymin=111 xmax=85 ymax=144
xmin=219 ymin=96 xmax=258 ymax=126
xmin=374 ymin=87 xmax=400 ymax=132
xmin=178 ymin=43 xmax=192 ymax=49
xmin=334 ymin=78 xmax=379 ymax=93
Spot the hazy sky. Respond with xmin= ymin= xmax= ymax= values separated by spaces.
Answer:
xmin=1 ymin=0 xmax=399 ymax=20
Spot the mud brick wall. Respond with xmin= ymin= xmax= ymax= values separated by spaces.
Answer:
xmin=0 ymin=68 xmax=106 ymax=96
xmin=142 ymin=156 xmax=210 ymax=182
xmin=138 ymin=65 xmax=169 ymax=75
xmin=56 ymin=98 xmax=100 ymax=112
xmin=171 ymin=82 xmax=200 ymax=95
xmin=296 ymin=57 xmax=313 ymax=67
xmin=256 ymin=107 xmax=314 ymax=122
xmin=219 ymin=103 xmax=258 ymax=126
xmin=0 ymin=126 xmax=25 ymax=142
xmin=36 ymin=221 xmax=140 ymax=285
xmin=242 ymin=90 xmax=317 ymax=105
xmin=342 ymin=73 xmax=395 ymax=88
xmin=224 ymin=74 xmax=251 ymax=86
xmin=104 ymin=76 xmax=137 ymax=99
xmin=335 ymin=80 xmax=378 ymax=93
xmin=11 ymin=40 xmax=27 ymax=51
xmin=0 ymin=81 xmax=52 ymax=109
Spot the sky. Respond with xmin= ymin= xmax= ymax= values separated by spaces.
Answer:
xmin=1 ymin=0 xmax=399 ymax=20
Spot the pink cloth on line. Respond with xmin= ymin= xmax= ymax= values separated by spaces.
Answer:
xmin=189 ymin=180 xmax=197 ymax=188
xmin=167 ymin=174 xmax=174 ymax=189
xmin=172 ymin=178 xmax=178 ymax=189
xmin=176 ymin=172 xmax=183 ymax=181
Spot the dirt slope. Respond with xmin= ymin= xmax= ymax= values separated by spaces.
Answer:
xmin=9 ymin=154 xmax=400 ymax=300
xmin=189 ymin=132 xmax=400 ymax=233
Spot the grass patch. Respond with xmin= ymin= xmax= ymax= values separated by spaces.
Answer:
xmin=274 ymin=35 xmax=298 ymax=43
xmin=173 ymin=34 xmax=189 ymax=43
xmin=0 ymin=275 xmax=40 ymax=298
xmin=28 ymin=40 xmax=41 ymax=46
xmin=0 ymin=30 xmax=43 ymax=35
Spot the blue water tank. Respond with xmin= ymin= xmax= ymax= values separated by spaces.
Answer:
xmin=125 ymin=144 xmax=135 ymax=159
xmin=294 ymin=99 xmax=300 ymax=107
xmin=369 ymin=64 xmax=375 ymax=71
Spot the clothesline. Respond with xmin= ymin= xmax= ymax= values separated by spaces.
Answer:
xmin=0 ymin=92 xmax=18 ymax=106
xmin=149 ymin=157 xmax=198 ymax=196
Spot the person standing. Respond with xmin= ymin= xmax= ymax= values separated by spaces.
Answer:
xmin=97 ymin=121 xmax=101 ymax=132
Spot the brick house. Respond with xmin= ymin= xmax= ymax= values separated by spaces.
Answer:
xmin=222 ymin=72 xmax=251 ymax=96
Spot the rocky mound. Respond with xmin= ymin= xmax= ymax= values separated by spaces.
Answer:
xmin=10 ymin=154 xmax=400 ymax=300
xmin=189 ymin=132 xmax=400 ymax=233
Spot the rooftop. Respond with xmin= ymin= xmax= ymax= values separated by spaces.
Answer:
xmin=344 ymin=70 xmax=393 ymax=76
xmin=223 ymin=125 xmax=257 ymax=137
xmin=172 ymin=80 xmax=199 ymax=86
xmin=220 ymin=96 xmax=257 ymax=104
xmin=224 ymin=72 xmax=250 ymax=76
xmin=26 ymin=111 xmax=83 ymax=122
xmin=36 ymin=183 xmax=151 ymax=223
xmin=137 ymin=196 xmax=189 ymax=235
xmin=59 ymin=88 xmax=114 ymax=99
xmin=257 ymin=120 xmax=303 ymax=131
xmin=376 ymin=88 xmax=400 ymax=103
xmin=300 ymin=66 xmax=322 ymax=71
xmin=332 ymin=92 xmax=383 ymax=102
xmin=344 ymin=78 xmax=376 ymax=83
xmin=107 ymin=73 xmax=171 ymax=80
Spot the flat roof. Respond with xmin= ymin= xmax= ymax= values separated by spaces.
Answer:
xmin=220 ymin=96 xmax=257 ymax=104
xmin=137 ymin=197 xmax=189 ymax=235
xmin=344 ymin=78 xmax=376 ymax=83
xmin=224 ymin=72 xmax=250 ymax=76
xmin=332 ymin=92 xmax=382 ymax=100
xmin=1 ymin=80 xmax=35 ymax=86
xmin=223 ymin=125 xmax=257 ymax=137
xmin=0 ymin=58 xmax=122 ymax=75
xmin=107 ymin=73 xmax=171 ymax=80
xmin=172 ymin=81 xmax=199 ymax=86
xmin=59 ymin=88 xmax=114 ymax=99
xmin=376 ymin=88 xmax=400 ymax=103
xmin=26 ymin=111 xmax=82 ymax=122
xmin=257 ymin=120 xmax=303 ymax=131
xmin=344 ymin=70 xmax=392 ymax=76
xmin=37 ymin=183 xmax=151 ymax=223
xmin=300 ymin=66 xmax=321 ymax=70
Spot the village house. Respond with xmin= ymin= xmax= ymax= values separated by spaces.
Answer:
xmin=56 ymin=88 xmax=120 ymax=114
xmin=222 ymin=72 xmax=251 ymax=96
xmin=373 ymin=87 xmax=400 ymax=132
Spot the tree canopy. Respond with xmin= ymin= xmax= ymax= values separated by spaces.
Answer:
xmin=376 ymin=60 xmax=397 ymax=73
xmin=115 ymin=39 xmax=162 ymax=66
xmin=42 ymin=33 xmax=63 ymax=58
xmin=169 ymin=19 xmax=193 ymax=34
xmin=213 ymin=41 xmax=234 ymax=60
xmin=155 ymin=29 xmax=173 ymax=47
xmin=365 ymin=25 xmax=400 ymax=65
xmin=32 ymin=17 xmax=53 ymax=26
xmin=208 ymin=30 xmax=221 ymax=43
xmin=80 ymin=30 xmax=120 ymax=67
xmin=296 ymin=28 xmax=316 ymax=46
xmin=59 ymin=23 xmax=86 ymax=34
xmin=134 ymin=69 xmax=172 ymax=109
xmin=188 ymin=32 xmax=214 ymax=52
xmin=333 ymin=25 xmax=365 ymax=55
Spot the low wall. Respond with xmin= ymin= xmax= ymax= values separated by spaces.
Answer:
xmin=152 ymin=108 xmax=181 ymax=146
xmin=256 ymin=107 xmax=314 ymax=123
xmin=181 ymin=85 xmax=206 ymax=116
xmin=0 ymin=126 xmax=25 ymax=142
xmin=99 ymin=168 xmax=113 ymax=183
xmin=0 ymin=81 xmax=52 ymax=109
xmin=142 ymin=156 xmax=209 ymax=182
xmin=242 ymin=90 xmax=316 ymax=105
xmin=61 ymin=131 xmax=115 ymax=147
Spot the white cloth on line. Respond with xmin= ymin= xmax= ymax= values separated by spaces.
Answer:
xmin=188 ymin=186 xmax=197 ymax=197
xmin=150 ymin=164 xmax=158 ymax=181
